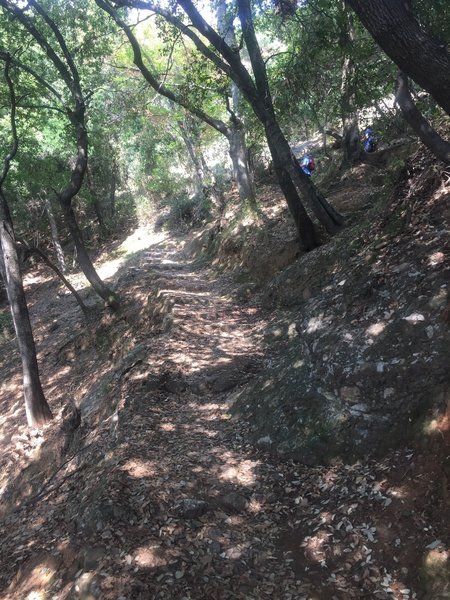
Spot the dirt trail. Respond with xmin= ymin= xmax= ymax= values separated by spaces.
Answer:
xmin=0 ymin=226 xmax=448 ymax=599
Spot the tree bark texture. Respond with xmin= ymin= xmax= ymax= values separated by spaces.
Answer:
xmin=346 ymin=0 xmax=450 ymax=117
xmin=0 ymin=50 xmax=52 ymax=427
xmin=228 ymin=121 xmax=255 ymax=204
xmin=44 ymin=195 xmax=67 ymax=273
xmin=217 ymin=0 xmax=255 ymax=204
xmin=61 ymin=202 xmax=118 ymax=307
xmin=178 ymin=119 xmax=206 ymax=199
xmin=339 ymin=2 xmax=360 ymax=165
xmin=236 ymin=0 xmax=343 ymax=240
xmin=86 ymin=165 xmax=105 ymax=227
xmin=0 ymin=194 xmax=53 ymax=426
xmin=396 ymin=72 xmax=450 ymax=164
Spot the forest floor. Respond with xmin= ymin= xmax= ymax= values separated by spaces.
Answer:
xmin=0 ymin=167 xmax=449 ymax=599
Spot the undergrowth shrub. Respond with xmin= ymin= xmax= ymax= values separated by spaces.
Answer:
xmin=155 ymin=194 xmax=211 ymax=230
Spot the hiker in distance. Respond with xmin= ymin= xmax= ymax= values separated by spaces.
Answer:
xmin=363 ymin=127 xmax=378 ymax=153
xmin=300 ymin=153 xmax=316 ymax=176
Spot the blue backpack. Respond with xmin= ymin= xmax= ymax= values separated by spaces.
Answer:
xmin=363 ymin=129 xmax=376 ymax=153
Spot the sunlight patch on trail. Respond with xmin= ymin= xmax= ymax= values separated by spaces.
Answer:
xmin=65 ymin=226 xmax=168 ymax=289
xmin=96 ymin=227 xmax=167 ymax=280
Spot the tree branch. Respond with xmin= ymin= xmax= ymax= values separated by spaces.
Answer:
xmin=96 ymin=0 xmax=231 ymax=137
xmin=0 ymin=53 xmax=18 ymax=188
xmin=395 ymin=71 xmax=450 ymax=164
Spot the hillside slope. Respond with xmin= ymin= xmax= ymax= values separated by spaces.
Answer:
xmin=0 ymin=144 xmax=448 ymax=599
xmin=229 ymin=147 xmax=450 ymax=463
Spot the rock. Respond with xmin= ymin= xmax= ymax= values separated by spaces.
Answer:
xmin=173 ymin=498 xmax=209 ymax=519
xmin=256 ymin=435 xmax=273 ymax=447
xmin=220 ymin=492 xmax=249 ymax=513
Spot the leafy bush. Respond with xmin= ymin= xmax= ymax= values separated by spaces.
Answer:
xmin=155 ymin=194 xmax=211 ymax=230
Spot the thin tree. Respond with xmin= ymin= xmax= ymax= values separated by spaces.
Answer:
xmin=16 ymin=236 xmax=89 ymax=316
xmin=217 ymin=0 xmax=255 ymax=203
xmin=0 ymin=54 xmax=53 ymax=427
xmin=395 ymin=72 xmax=450 ymax=164
xmin=338 ymin=0 xmax=360 ymax=165
xmin=0 ymin=0 xmax=119 ymax=309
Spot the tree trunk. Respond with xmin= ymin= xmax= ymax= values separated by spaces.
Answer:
xmin=339 ymin=2 xmax=360 ymax=165
xmin=178 ymin=118 xmax=225 ymax=210
xmin=217 ymin=0 xmax=256 ymax=204
xmin=61 ymin=201 xmax=119 ymax=308
xmin=396 ymin=72 xmax=450 ymax=164
xmin=17 ymin=237 xmax=89 ymax=315
xmin=109 ymin=157 xmax=117 ymax=218
xmin=0 ymin=51 xmax=52 ymax=427
xmin=44 ymin=195 xmax=67 ymax=273
xmin=57 ymin=110 xmax=118 ymax=309
xmin=264 ymin=119 xmax=344 ymax=235
xmin=341 ymin=59 xmax=360 ymax=165
xmin=86 ymin=164 xmax=105 ymax=227
xmin=346 ymin=0 xmax=450 ymax=117
xmin=199 ymin=152 xmax=225 ymax=211
xmin=270 ymin=157 xmax=318 ymax=251
xmin=178 ymin=119 xmax=206 ymax=199
xmin=228 ymin=119 xmax=255 ymax=204
xmin=234 ymin=0 xmax=343 ymax=238
xmin=0 ymin=192 xmax=53 ymax=427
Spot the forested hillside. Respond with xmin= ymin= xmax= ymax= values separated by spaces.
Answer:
xmin=0 ymin=1 xmax=449 ymax=598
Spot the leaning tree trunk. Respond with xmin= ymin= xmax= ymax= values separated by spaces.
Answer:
xmin=61 ymin=201 xmax=118 ymax=308
xmin=234 ymin=0 xmax=343 ymax=243
xmin=0 ymin=193 xmax=53 ymax=426
xmin=17 ymin=237 xmax=89 ymax=315
xmin=396 ymin=72 xmax=450 ymax=164
xmin=264 ymin=118 xmax=344 ymax=236
xmin=346 ymin=0 xmax=450 ymax=118
xmin=268 ymin=149 xmax=319 ymax=250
